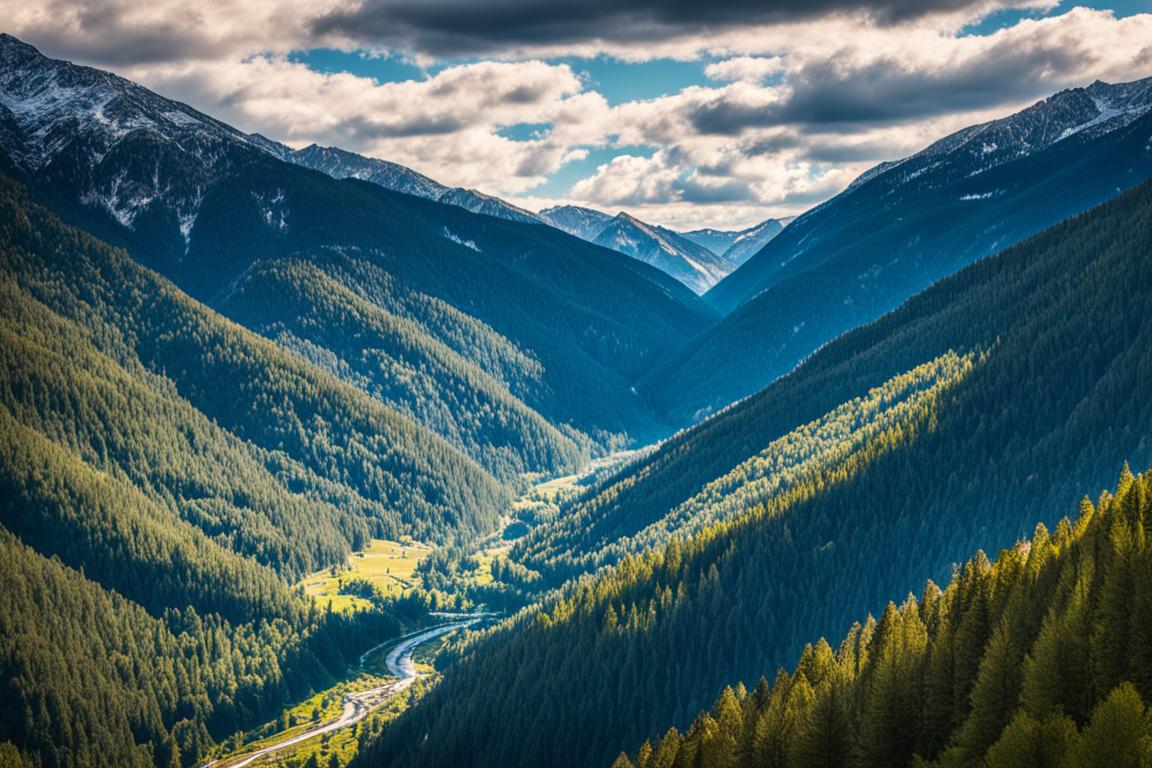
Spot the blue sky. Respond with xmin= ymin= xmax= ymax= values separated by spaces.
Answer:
xmin=11 ymin=0 xmax=1152 ymax=228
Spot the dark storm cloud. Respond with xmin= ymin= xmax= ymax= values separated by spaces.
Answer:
xmin=311 ymin=0 xmax=1020 ymax=57
xmin=678 ymin=176 xmax=758 ymax=203
xmin=685 ymin=36 xmax=1093 ymax=135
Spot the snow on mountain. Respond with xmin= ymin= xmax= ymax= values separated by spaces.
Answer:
xmin=681 ymin=218 xmax=791 ymax=267
xmin=540 ymin=205 xmax=615 ymax=240
xmin=286 ymin=143 xmax=450 ymax=200
xmin=280 ymin=141 xmax=549 ymax=225
xmin=594 ymin=212 xmax=734 ymax=294
xmin=0 ymin=33 xmax=267 ymax=248
xmin=437 ymin=187 xmax=547 ymax=225
xmin=873 ymin=77 xmax=1152 ymax=191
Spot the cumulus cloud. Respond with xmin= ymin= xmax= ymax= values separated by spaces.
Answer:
xmin=705 ymin=56 xmax=786 ymax=83
xmin=1 ymin=0 xmax=332 ymax=66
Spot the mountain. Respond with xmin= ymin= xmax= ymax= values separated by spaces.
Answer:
xmin=281 ymin=142 xmax=450 ymax=200
xmin=540 ymin=203 xmax=616 ymax=240
xmin=0 ymin=32 xmax=269 ymax=268
xmin=436 ymin=186 xmax=547 ymax=224
xmin=356 ymin=177 xmax=1152 ymax=768
xmin=680 ymin=217 xmax=790 ymax=266
xmin=548 ymin=203 xmax=792 ymax=276
xmin=717 ymin=217 xmax=793 ymax=265
xmin=0 ymin=34 xmax=715 ymax=457
xmin=619 ymin=467 xmax=1152 ymax=768
xmin=594 ymin=212 xmax=736 ymax=294
xmin=641 ymin=75 xmax=1152 ymax=423
xmin=544 ymin=205 xmax=789 ymax=276
xmin=279 ymin=142 xmax=549 ymax=225
xmin=707 ymin=75 xmax=1152 ymax=314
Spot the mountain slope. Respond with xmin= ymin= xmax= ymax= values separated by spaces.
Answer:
xmin=214 ymin=256 xmax=583 ymax=481
xmin=0 ymin=173 xmax=506 ymax=556
xmin=646 ymin=76 xmax=1152 ymax=423
xmin=594 ymin=212 xmax=735 ymax=294
xmin=619 ymin=467 xmax=1152 ymax=768
xmin=0 ymin=34 xmax=715 ymax=450
xmin=0 ymin=173 xmax=411 ymax=767
xmin=356 ymin=177 xmax=1152 ymax=768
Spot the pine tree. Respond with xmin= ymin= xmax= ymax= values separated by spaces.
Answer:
xmin=954 ymin=623 xmax=1023 ymax=760
xmin=982 ymin=711 xmax=1077 ymax=768
xmin=1065 ymin=683 xmax=1152 ymax=768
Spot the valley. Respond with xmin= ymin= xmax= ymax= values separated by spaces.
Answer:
xmin=2 ymin=21 xmax=1152 ymax=768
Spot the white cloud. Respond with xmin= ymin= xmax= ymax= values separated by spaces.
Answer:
xmin=705 ymin=56 xmax=786 ymax=83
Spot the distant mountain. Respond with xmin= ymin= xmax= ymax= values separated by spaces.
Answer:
xmin=718 ymin=217 xmax=793 ymax=265
xmin=274 ymin=141 xmax=550 ymax=225
xmin=540 ymin=204 xmax=615 ymax=240
xmin=645 ymin=75 xmax=1152 ymax=422
xmin=437 ymin=186 xmax=547 ymax=224
xmin=544 ymin=205 xmax=789 ymax=288
xmin=282 ymin=143 xmax=450 ymax=200
xmin=594 ymin=212 xmax=735 ymax=294
xmin=682 ymin=217 xmax=791 ymax=267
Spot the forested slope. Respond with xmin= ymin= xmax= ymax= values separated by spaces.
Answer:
xmin=0 ymin=174 xmax=505 ymax=553
xmin=355 ymin=178 xmax=1152 ymax=768
xmin=0 ymin=173 xmax=481 ymax=766
xmin=216 ymin=255 xmax=584 ymax=482
xmin=615 ymin=466 xmax=1152 ymax=768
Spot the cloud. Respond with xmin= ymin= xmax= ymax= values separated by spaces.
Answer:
xmin=673 ymin=9 xmax=1152 ymax=135
xmin=705 ymin=56 xmax=786 ymax=83
xmin=310 ymin=0 xmax=1048 ymax=59
xmin=2 ymin=0 xmax=331 ymax=66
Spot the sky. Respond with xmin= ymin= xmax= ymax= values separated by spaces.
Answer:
xmin=5 ymin=0 xmax=1151 ymax=230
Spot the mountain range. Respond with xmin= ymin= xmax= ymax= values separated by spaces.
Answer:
xmin=0 ymin=33 xmax=717 ymax=471
xmin=542 ymin=204 xmax=791 ymax=293
xmin=274 ymin=141 xmax=792 ymax=295
xmin=3 ymin=29 xmax=1152 ymax=768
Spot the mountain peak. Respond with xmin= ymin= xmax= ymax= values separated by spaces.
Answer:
xmin=595 ymin=210 xmax=734 ymax=294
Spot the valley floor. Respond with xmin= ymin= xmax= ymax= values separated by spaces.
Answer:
xmin=210 ymin=617 xmax=489 ymax=768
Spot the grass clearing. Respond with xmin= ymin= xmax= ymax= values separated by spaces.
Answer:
xmin=298 ymin=538 xmax=433 ymax=612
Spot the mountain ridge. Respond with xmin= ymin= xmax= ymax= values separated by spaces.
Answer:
xmin=642 ymin=72 xmax=1152 ymax=423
